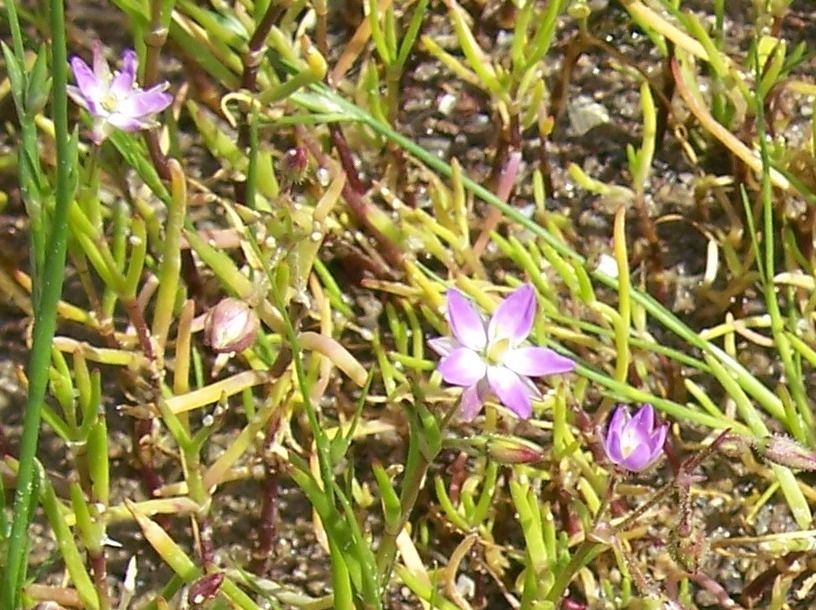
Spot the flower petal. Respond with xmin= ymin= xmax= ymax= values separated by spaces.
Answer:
xmin=117 ymin=86 xmax=172 ymax=119
xmin=110 ymin=49 xmax=138 ymax=97
xmin=520 ymin=374 xmax=543 ymax=400
xmin=67 ymin=85 xmax=91 ymax=111
xmin=629 ymin=404 xmax=655 ymax=435
xmin=648 ymin=423 xmax=668 ymax=456
xmin=459 ymin=382 xmax=486 ymax=421
xmin=106 ymin=112 xmax=154 ymax=132
xmin=71 ymin=56 xmax=106 ymax=103
xmin=604 ymin=427 xmax=625 ymax=464
xmin=90 ymin=119 xmax=115 ymax=144
xmin=607 ymin=405 xmax=629 ymax=435
xmin=622 ymin=444 xmax=653 ymax=471
xmin=487 ymin=366 xmax=533 ymax=419
xmin=92 ymin=40 xmax=112 ymax=82
xmin=502 ymin=347 xmax=575 ymax=377
xmin=428 ymin=337 xmax=459 ymax=357
xmin=437 ymin=347 xmax=487 ymax=387
xmin=488 ymin=284 xmax=536 ymax=346
xmin=447 ymin=289 xmax=487 ymax=351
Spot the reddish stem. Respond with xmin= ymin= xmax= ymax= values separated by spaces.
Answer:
xmin=297 ymin=125 xmax=404 ymax=270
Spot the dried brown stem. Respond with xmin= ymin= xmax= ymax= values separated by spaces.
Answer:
xmin=551 ymin=24 xmax=675 ymax=146
xmin=121 ymin=296 xmax=167 ymax=516
xmin=690 ymin=571 xmax=746 ymax=610
xmin=235 ymin=0 xmax=289 ymax=205
xmin=89 ymin=550 xmax=111 ymax=610
xmin=632 ymin=192 xmax=667 ymax=303
xmin=555 ymin=27 xmax=674 ymax=298
xmin=194 ymin=515 xmax=216 ymax=568
xmin=252 ymin=463 xmax=280 ymax=574
xmin=314 ymin=0 xmax=328 ymax=57
xmin=537 ymin=134 xmax=555 ymax=201
xmin=143 ymin=0 xmax=172 ymax=181
xmin=741 ymin=550 xmax=805 ymax=607
xmin=244 ymin=2 xmax=288 ymax=90
xmin=297 ymin=125 xmax=404 ymax=270
xmin=549 ymin=34 xmax=591 ymax=126
xmin=329 ymin=124 xmax=367 ymax=194
xmin=176 ymin=47 xmax=227 ymax=119
xmin=656 ymin=40 xmax=676 ymax=150
xmin=473 ymin=116 xmax=521 ymax=261
xmin=25 ymin=585 xmax=84 ymax=608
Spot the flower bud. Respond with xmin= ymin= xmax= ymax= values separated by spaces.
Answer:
xmin=281 ymin=147 xmax=309 ymax=185
xmin=188 ymin=572 xmax=224 ymax=607
xmin=486 ymin=436 xmax=545 ymax=464
xmin=755 ymin=434 xmax=816 ymax=471
xmin=204 ymin=298 xmax=260 ymax=353
xmin=603 ymin=404 xmax=667 ymax=472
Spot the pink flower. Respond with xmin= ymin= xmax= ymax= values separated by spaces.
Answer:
xmin=603 ymin=404 xmax=668 ymax=471
xmin=68 ymin=41 xmax=173 ymax=144
xmin=428 ymin=285 xmax=575 ymax=420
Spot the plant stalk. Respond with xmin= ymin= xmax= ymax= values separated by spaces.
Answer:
xmin=2 ymin=0 xmax=75 ymax=606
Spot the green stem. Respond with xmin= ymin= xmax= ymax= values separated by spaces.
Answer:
xmin=753 ymin=58 xmax=814 ymax=446
xmin=150 ymin=159 xmax=186 ymax=354
xmin=545 ymin=539 xmax=606 ymax=605
xmin=2 ymin=0 xmax=74 ymax=607
xmin=376 ymin=400 xmax=454 ymax=579
xmin=4 ymin=0 xmax=25 ymax=60
xmin=374 ymin=442 xmax=430 ymax=576
xmin=543 ymin=475 xmax=619 ymax=605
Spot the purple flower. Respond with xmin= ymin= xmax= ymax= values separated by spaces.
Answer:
xmin=68 ymin=41 xmax=173 ymax=144
xmin=428 ymin=284 xmax=575 ymax=420
xmin=603 ymin=404 xmax=668 ymax=471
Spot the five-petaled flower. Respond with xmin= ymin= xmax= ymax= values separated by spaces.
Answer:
xmin=603 ymin=404 xmax=667 ymax=471
xmin=428 ymin=284 xmax=575 ymax=420
xmin=68 ymin=41 xmax=173 ymax=144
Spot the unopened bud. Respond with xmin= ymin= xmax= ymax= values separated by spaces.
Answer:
xmin=486 ymin=436 xmax=544 ymax=465
xmin=756 ymin=434 xmax=816 ymax=471
xmin=281 ymin=147 xmax=309 ymax=185
xmin=188 ymin=572 xmax=224 ymax=607
xmin=205 ymin=298 xmax=260 ymax=353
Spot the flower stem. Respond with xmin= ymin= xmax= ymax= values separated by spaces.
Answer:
xmin=376 ymin=399 xmax=455 ymax=579
xmin=374 ymin=442 xmax=430 ymax=577
xmin=143 ymin=0 xmax=174 ymax=180
xmin=0 ymin=0 xmax=75 ymax=610
xmin=545 ymin=538 xmax=606 ymax=605
xmin=235 ymin=0 xmax=286 ymax=206
xmin=2 ymin=0 xmax=74 ymax=605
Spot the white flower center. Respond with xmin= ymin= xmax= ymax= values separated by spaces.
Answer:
xmin=620 ymin=427 xmax=638 ymax=457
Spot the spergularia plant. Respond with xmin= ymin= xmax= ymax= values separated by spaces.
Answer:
xmin=603 ymin=404 xmax=668 ymax=472
xmin=429 ymin=285 xmax=575 ymax=420
xmin=68 ymin=41 xmax=173 ymax=144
